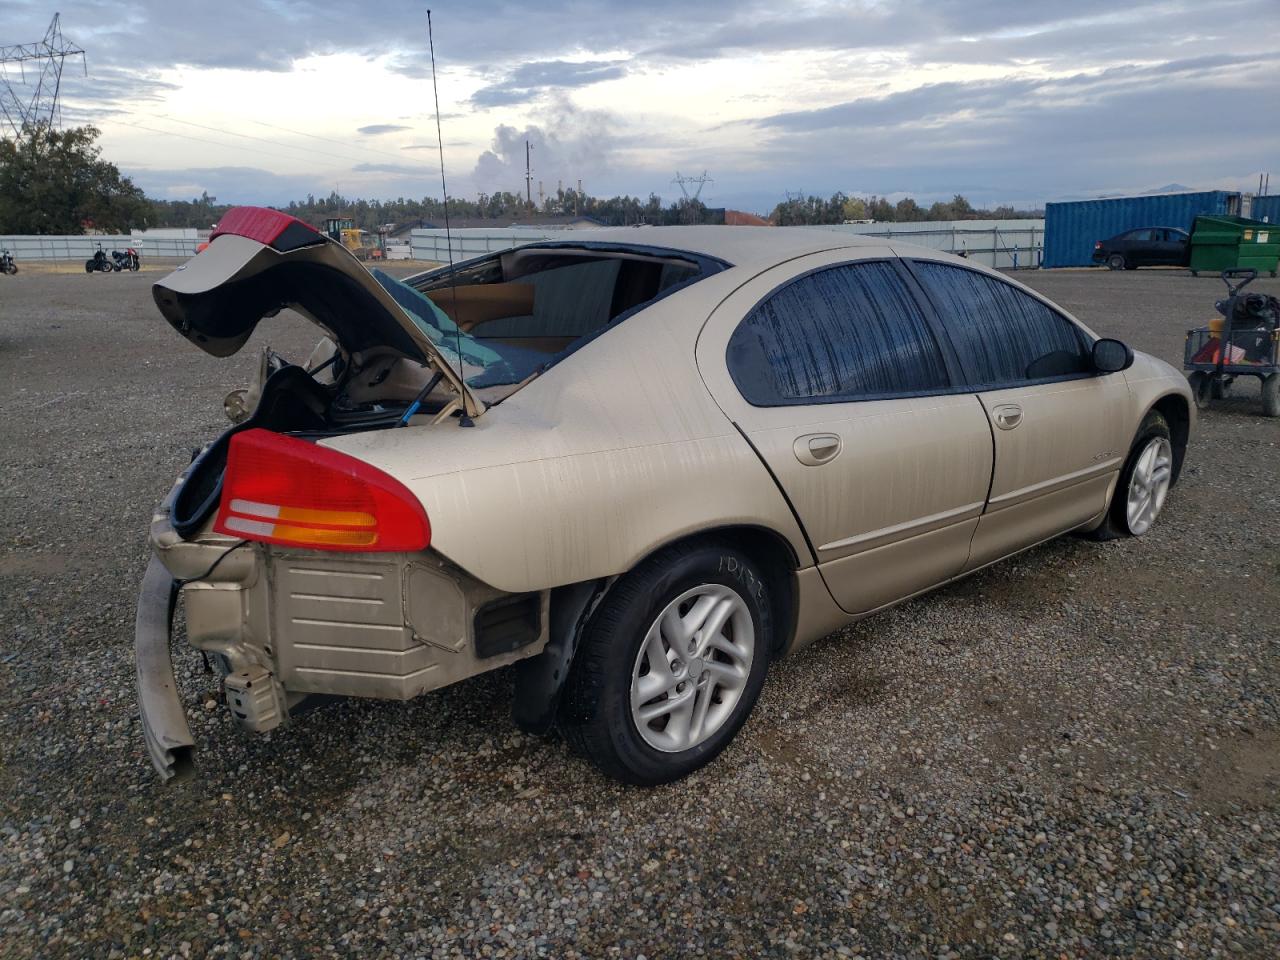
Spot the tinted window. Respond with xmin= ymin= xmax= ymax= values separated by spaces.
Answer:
xmin=727 ymin=261 xmax=950 ymax=404
xmin=912 ymin=261 xmax=1091 ymax=385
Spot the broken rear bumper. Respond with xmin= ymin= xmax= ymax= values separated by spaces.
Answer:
xmin=135 ymin=555 xmax=195 ymax=781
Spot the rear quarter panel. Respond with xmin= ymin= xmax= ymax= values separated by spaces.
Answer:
xmin=322 ymin=276 xmax=811 ymax=594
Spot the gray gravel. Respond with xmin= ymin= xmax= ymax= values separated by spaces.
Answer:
xmin=1 ymin=263 xmax=1278 ymax=958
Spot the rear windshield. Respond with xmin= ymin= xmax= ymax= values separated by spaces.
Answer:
xmin=397 ymin=244 xmax=722 ymax=400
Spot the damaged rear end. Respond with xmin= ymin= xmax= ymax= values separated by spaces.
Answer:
xmin=135 ymin=208 xmax=725 ymax=780
xmin=136 ymin=208 xmax=548 ymax=780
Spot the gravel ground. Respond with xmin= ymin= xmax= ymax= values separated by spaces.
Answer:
xmin=1 ymin=262 xmax=1278 ymax=959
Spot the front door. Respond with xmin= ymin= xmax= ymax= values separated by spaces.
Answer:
xmin=696 ymin=251 xmax=994 ymax=614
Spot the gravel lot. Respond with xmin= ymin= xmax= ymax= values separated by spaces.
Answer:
xmin=1 ymin=262 xmax=1278 ymax=959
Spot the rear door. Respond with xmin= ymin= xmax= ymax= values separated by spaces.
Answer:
xmin=697 ymin=250 xmax=994 ymax=615
xmin=904 ymin=258 xmax=1131 ymax=569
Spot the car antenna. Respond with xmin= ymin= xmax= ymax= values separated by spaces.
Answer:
xmin=427 ymin=8 xmax=473 ymax=427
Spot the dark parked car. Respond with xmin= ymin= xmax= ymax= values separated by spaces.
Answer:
xmin=1093 ymin=227 xmax=1189 ymax=270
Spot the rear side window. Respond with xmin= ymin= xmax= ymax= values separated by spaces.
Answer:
xmin=911 ymin=262 xmax=1091 ymax=385
xmin=727 ymin=261 xmax=950 ymax=404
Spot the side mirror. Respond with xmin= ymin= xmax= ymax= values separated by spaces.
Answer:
xmin=1092 ymin=338 xmax=1134 ymax=373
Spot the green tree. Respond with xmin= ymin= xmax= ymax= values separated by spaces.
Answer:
xmin=0 ymin=124 xmax=150 ymax=234
xmin=841 ymin=196 xmax=868 ymax=221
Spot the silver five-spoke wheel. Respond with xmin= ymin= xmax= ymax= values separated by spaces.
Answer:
xmin=1125 ymin=436 xmax=1172 ymax=535
xmin=630 ymin=584 xmax=754 ymax=752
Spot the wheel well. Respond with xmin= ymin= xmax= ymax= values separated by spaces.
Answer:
xmin=649 ymin=526 xmax=801 ymax=655
xmin=1151 ymin=393 xmax=1190 ymax=484
xmin=513 ymin=525 xmax=802 ymax=734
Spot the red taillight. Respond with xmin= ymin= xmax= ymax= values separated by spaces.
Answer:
xmin=1094 ymin=241 xmax=1103 ymax=249
xmin=213 ymin=429 xmax=430 ymax=553
xmin=210 ymin=206 xmax=323 ymax=252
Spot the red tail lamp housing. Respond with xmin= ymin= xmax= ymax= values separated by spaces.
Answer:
xmin=210 ymin=206 xmax=324 ymax=252
xmin=214 ymin=429 xmax=430 ymax=553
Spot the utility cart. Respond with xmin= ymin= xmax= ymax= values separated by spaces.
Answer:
xmin=1184 ymin=269 xmax=1280 ymax=416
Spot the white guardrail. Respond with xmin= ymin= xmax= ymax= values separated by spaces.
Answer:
xmin=0 ymin=234 xmax=200 ymax=260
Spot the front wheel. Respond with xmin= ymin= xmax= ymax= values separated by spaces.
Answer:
xmin=4 ymin=264 xmax=15 ymax=275
xmin=85 ymin=260 xmax=95 ymax=273
xmin=1188 ymin=371 xmax=1213 ymax=410
xmin=560 ymin=541 xmax=774 ymax=785
xmin=1087 ymin=411 xmax=1174 ymax=540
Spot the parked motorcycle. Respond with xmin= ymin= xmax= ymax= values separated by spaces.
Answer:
xmin=85 ymin=245 xmax=114 ymax=273
xmin=111 ymin=247 xmax=140 ymax=272
xmin=0 ymin=250 xmax=16 ymax=275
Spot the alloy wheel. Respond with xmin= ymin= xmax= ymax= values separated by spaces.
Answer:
xmin=629 ymin=584 xmax=754 ymax=753
xmin=1126 ymin=436 xmax=1172 ymax=535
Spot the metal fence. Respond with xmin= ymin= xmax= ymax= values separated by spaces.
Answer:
xmin=0 ymin=234 xmax=200 ymax=260
xmin=800 ymin=219 xmax=1045 ymax=269
xmin=411 ymin=221 xmax=1045 ymax=269
xmin=409 ymin=227 xmax=567 ymax=262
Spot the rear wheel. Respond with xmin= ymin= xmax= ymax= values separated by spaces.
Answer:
xmin=1263 ymin=373 xmax=1280 ymax=417
xmin=1107 ymin=253 xmax=1126 ymax=271
xmin=560 ymin=541 xmax=773 ymax=785
xmin=1087 ymin=411 xmax=1174 ymax=540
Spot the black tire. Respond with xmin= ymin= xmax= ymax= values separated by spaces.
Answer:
xmin=1086 ymin=410 xmax=1173 ymax=541
xmin=1188 ymin=371 xmax=1213 ymax=410
xmin=1107 ymin=253 xmax=1126 ymax=271
xmin=1263 ymin=373 xmax=1280 ymax=418
xmin=1211 ymin=376 xmax=1232 ymax=400
xmin=5 ymin=264 xmax=15 ymax=275
xmin=85 ymin=260 xmax=95 ymax=273
xmin=560 ymin=540 xmax=774 ymax=785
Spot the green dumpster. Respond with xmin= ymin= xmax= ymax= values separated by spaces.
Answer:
xmin=1189 ymin=214 xmax=1280 ymax=277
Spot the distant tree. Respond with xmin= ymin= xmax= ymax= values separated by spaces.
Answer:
xmin=868 ymin=196 xmax=896 ymax=222
xmin=0 ymin=124 xmax=150 ymax=234
xmin=841 ymin=196 xmax=868 ymax=221
xmin=895 ymin=197 xmax=922 ymax=221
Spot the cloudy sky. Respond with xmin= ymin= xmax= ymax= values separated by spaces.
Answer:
xmin=4 ymin=1 xmax=1278 ymax=212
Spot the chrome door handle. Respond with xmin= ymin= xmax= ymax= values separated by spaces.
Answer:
xmin=992 ymin=403 xmax=1023 ymax=430
xmin=794 ymin=433 xmax=842 ymax=466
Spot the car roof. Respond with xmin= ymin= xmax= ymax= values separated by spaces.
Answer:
xmin=528 ymin=225 xmax=885 ymax=269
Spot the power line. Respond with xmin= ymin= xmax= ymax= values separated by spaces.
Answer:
xmin=112 ymin=118 xmax=325 ymax=165
xmin=247 ymin=117 xmax=436 ymax=162
xmin=153 ymin=114 xmax=392 ymax=167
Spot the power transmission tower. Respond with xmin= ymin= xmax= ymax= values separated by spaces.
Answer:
xmin=672 ymin=171 xmax=713 ymax=225
xmin=672 ymin=170 xmax=713 ymax=202
xmin=0 ymin=13 xmax=87 ymax=139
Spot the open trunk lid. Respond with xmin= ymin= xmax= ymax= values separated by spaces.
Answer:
xmin=152 ymin=207 xmax=482 ymax=417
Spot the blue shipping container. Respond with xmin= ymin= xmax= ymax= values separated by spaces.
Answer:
xmin=1252 ymin=194 xmax=1280 ymax=224
xmin=1043 ymin=191 xmax=1236 ymax=268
